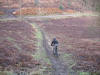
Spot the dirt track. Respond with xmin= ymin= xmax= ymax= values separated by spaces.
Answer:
xmin=28 ymin=16 xmax=100 ymax=74
xmin=0 ymin=8 xmax=73 ymax=74
xmin=27 ymin=19 xmax=71 ymax=75
xmin=42 ymin=31 xmax=69 ymax=75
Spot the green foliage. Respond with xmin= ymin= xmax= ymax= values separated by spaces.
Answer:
xmin=77 ymin=71 xmax=100 ymax=75
xmin=31 ymin=23 xmax=51 ymax=65
xmin=36 ymin=30 xmax=43 ymax=40
xmin=96 ymin=5 xmax=100 ymax=12
xmin=59 ymin=5 xmax=64 ymax=10
xmin=78 ymin=72 xmax=90 ymax=75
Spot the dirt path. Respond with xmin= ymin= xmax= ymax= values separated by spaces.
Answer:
xmin=0 ymin=9 xmax=72 ymax=75
xmin=41 ymin=31 xmax=68 ymax=75
xmin=26 ymin=19 xmax=69 ymax=75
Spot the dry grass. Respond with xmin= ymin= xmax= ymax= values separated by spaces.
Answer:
xmin=32 ymin=16 xmax=100 ymax=72
xmin=64 ymin=9 xmax=76 ymax=13
xmin=0 ymin=11 xmax=4 ymax=15
xmin=0 ymin=21 xmax=38 ymax=69
xmin=13 ymin=7 xmax=76 ymax=15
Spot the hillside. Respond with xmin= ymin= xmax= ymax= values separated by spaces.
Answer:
xmin=0 ymin=0 xmax=99 ymax=11
xmin=0 ymin=20 xmax=38 ymax=70
xmin=32 ymin=16 xmax=100 ymax=73
xmin=0 ymin=0 xmax=100 ymax=75
xmin=0 ymin=0 xmax=99 ymax=16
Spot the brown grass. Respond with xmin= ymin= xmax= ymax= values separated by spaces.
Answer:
xmin=0 ymin=11 xmax=4 ymax=15
xmin=13 ymin=7 xmax=76 ymax=15
xmin=32 ymin=16 xmax=100 ymax=72
xmin=0 ymin=21 xmax=38 ymax=69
